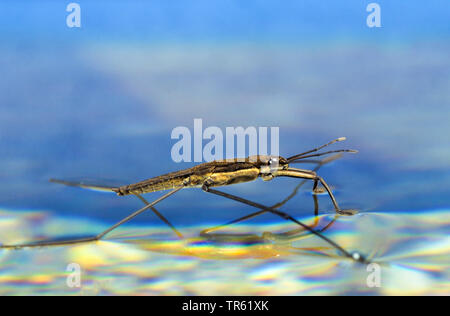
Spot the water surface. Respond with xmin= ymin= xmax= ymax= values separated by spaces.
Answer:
xmin=0 ymin=0 xmax=449 ymax=295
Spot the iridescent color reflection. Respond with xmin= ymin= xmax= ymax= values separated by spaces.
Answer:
xmin=0 ymin=209 xmax=448 ymax=295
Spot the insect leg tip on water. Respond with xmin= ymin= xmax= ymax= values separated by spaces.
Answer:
xmin=352 ymin=252 xmax=369 ymax=264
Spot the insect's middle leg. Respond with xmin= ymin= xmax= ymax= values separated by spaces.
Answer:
xmin=200 ymin=187 xmax=322 ymax=237
xmin=263 ymin=194 xmax=340 ymax=243
xmin=201 ymin=184 xmax=364 ymax=262
xmin=201 ymin=189 xmax=338 ymax=243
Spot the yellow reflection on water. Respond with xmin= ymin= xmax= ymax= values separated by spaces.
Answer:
xmin=0 ymin=209 xmax=448 ymax=295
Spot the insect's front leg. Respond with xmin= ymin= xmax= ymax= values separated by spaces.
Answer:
xmin=315 ymin=176 xmax=358 ymax=216
xmin=312 ymin=178 xmax=324 ymax=194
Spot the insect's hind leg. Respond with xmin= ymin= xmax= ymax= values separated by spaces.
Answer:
xmin=95 ymin=187 xmax=183 ymax=240
xmin=135 ymin=194 xmax=183 ymax=239
xmin=0 ymin=187 xmax=183 ymax=250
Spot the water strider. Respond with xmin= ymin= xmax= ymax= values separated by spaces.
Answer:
xmin=0 ymin=138 xmax=367 ymax=263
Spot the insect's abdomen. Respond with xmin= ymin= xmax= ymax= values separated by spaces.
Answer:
xmin=115 ymin=178 xmax=186 ymax=195
xmin=114 ymin=169 xmax=194 ymax=196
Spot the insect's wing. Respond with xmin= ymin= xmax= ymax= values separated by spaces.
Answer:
xmin=49 ymin=177 xmax=126 ymax=193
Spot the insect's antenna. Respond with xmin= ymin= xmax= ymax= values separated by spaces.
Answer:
xmin=287 ymin=137 xmax=347 ymax=162
xmin=289 ymin=149 xmax=358 ymax=162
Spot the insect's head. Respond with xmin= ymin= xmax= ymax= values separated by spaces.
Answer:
xmin=256 ymin=155 xmax=289 ymax=181
xmin=252 ymin=137 xmax=358 ymax=181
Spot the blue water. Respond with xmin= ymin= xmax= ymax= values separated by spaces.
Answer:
xmin=0 ymin=0 xmax=449 ymax=296
xmin=0 ymin=1 xmax=449 ymax=246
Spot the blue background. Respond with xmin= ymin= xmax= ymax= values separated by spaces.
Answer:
xmin=0 ymin=1 xmax=449 ymax=229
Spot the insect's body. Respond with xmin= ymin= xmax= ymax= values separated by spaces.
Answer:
xmin=114 ymin=156 xmax=287 ymax=196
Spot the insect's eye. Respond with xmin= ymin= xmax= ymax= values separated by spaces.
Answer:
xmin=268 ymin=158 xmax=278 ymax=165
